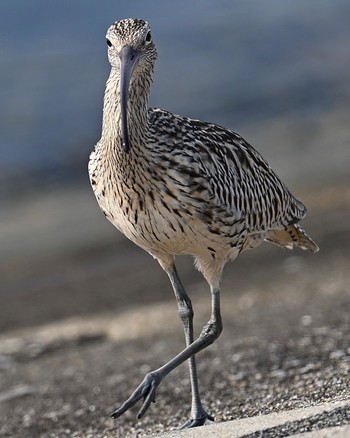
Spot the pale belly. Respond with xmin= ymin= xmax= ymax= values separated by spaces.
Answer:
xmin=89 ymin=150 xmax=247 ymax=264
xmin=91 ymin=180 xmax=244 ymax=263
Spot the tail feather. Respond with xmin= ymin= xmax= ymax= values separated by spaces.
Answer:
xmin=266 ymin=224 xmax=319 ymax=253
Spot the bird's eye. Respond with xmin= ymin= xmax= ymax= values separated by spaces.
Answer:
xmin=145 ymin=31 xmax=152 ymax=43
xmin=106 ymin=38 xmax=112 ymax=47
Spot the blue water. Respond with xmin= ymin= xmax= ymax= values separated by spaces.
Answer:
xmin=1 ymin=0 xmax=349 ymax=185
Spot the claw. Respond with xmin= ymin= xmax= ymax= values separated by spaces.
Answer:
xmin=111 ymin=371 xmax=161 ymax=420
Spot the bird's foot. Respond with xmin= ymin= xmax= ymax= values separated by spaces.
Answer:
xmin=111 ymin=371 xmax=161 ymax=420
xmin=179 ymin=412 xmax=214 ymax=429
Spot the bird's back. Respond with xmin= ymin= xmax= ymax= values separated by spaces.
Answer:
xmin=145 ymin=108 xmax=318 ymax=255
xmin=149 ymin=110 xmax=302 ymax=223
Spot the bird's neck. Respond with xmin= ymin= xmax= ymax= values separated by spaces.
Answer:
xmin=101 ymin=67 xmax=151 ymax=160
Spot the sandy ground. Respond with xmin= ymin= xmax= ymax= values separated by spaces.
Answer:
xmin=0 ymin=182 xmax=349 ymax=437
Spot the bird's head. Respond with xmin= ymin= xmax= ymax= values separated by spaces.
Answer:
xmin=106 ymin=18 xmax=157 ymax=153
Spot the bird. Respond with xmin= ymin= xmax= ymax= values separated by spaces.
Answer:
xmin=88 ymin=18 xmax=319 ymax=428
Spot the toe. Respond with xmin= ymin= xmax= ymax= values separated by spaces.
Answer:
xmin=179 ymin=413 xmax=214 ymax=429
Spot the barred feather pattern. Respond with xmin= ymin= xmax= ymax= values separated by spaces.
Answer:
xmin=89 ymin=18 xmax=318 ymax=288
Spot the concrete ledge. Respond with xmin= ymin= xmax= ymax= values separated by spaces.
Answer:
xmin=155 ymin=400 xmax=350 ymax=438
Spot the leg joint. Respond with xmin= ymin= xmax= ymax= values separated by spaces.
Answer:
xmin=199 ymin=317 xmax=222 ymax=344
xmin=178 ymin=296 xmax=194 ymax=322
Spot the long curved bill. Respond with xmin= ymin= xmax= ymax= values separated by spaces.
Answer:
xmin=119 ymin=45 xmax=140 ymax=153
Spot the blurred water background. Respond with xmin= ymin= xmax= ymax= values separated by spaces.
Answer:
xmin=1 ymin=0 xmax=349 ymax=332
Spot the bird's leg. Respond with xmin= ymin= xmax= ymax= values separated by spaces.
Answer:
xmin=111 ymin=282 xmax=222 ymax=424
xmin=167 ymin=266 xmax=214 ymax=428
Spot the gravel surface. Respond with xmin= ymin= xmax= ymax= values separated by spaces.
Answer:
xmin=1 ymin=184 xmax=349 ymax=437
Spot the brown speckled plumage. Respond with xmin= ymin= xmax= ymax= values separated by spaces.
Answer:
xmin=88 ymin=18 xmax=318 ymax=427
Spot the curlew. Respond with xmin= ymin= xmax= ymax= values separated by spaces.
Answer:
xmin=88 ymin=18 xmax=319 ymax=428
